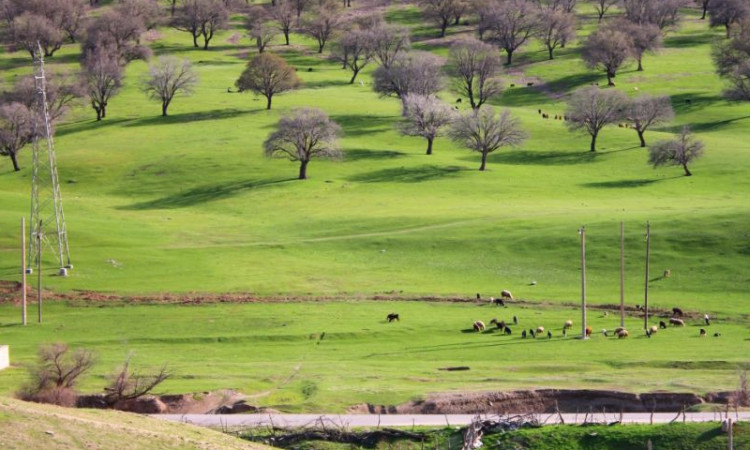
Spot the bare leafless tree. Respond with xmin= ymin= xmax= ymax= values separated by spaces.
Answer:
xmin=117 ymin=0 xmax=163 ymax=31
xmin=484 ymin=0 xmax=538 ymax=65
xmin=264 ymin=107 xmax=342 ymax=180
xmin=0 ymin=102 xmax=34 ymax=171
xmin=172 ymin=0 xmax=228 ymax=49
xmin=420 ymin=0 xmax=461 ymax=37
xmin=400 ymin=94 xmax=455 ymax=155
xmin=588 ymin=0 xmax=617 ymax=22
xmin=536 ymin=9 xmax=576 ymax=60
xmin=270 ymin=0 xmax=295 ymax=45
xmin=247 ymin=6 xmax=278 ymax=53
xmin=449 ymin=106 xmax=527 ymax=171
xmin=236 ymin=52 xmax=302 ymax=109
xmin=566 ymin=85 xmax=627 ymax=151
xmin=18 ymin=343 xmax=95 ymax=406
xmin=649 ymin=126 xmax=704 ymax=176
xmin=696 ymin=0 xmax=710 ymax=20
xmin=372 ymin=51 xmax=444 ymax=110
xmin=3 ymin=73 xmax=83 ymax=122
xmin=625 ymin=94 xmax=674 ymax=147
xmin=330 ymin=29 xmax=373 ymax=83
xmin=300 ymin=0 xmax=341 ymax=54
xmin=104 ymin=355 xmax=172 ymax=407
xmin=621 ymin=0 xmax=685 ymax=31
xmin=142 ymin=57 xmax=197 ymax=116
xmin=713 ymin=19 xmax=750 ymax=102
xmin=605 ymin=19 xmax=661 ymax=71
xmin=448 ymin=37 xmax=503 ymax=109
xmin=83 ymin=9 xmax=150 ymax=61
xmin=708 ymin=0 xmax=750 ymax=38
xmin=370 ymin=23 xmax=410 ymax=68
xmin=81 ymin=47 xmax=123 ymax=120
xmin=291 ymin=0 xmax=311 ymax=18
xmin=581 ymin=28 xmax=633 ymax=86
xmin=11 ymin=13 xmax=65 ymax=58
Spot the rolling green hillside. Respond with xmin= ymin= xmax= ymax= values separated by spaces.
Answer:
xmin=0 ymin=5 xmax=748 ymax=311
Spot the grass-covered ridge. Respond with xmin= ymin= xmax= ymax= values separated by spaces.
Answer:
xmin=0 ymin=396 xmax=272 ymax=450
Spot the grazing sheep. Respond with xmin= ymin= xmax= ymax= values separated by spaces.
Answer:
xmin=386 ymin=313 xmax=400 ymax=322
xmin=663 ymin=269 xmax=671 ymax=278
xmin=493 ymin=297 xmax=505 ymax=307
xmin=538 ymin=109 xmax=542 ymax=114
xmin=585 ymin=326 xmax=592 ymax=337
xmin=602 ymin=329 xmax=609 ymax=337
xmin=504 ymin=326 xmax=512 ymax=335
xmin=547 ymin=330 xmax=552 ymax=339
xmin=649 ymin=325 xmax=658 ymax=335
xmin=659 ymin=321 xmax=668 ymax=329
xmin=456 ymin=98 xmax=462 ymax=104
xmin=699 ymin=328 xmax=706 ymax=337
xmin=672 ymin=307 xmax=683 ymax=317
xmin=669 ymin=318 xmax=685 ymax=326
xmin=542 ymin=113 xmax=549 ymax=119
xmin=530 ymin=329 xmax=536 ymax=338
xmin=476 ymin=293 xmax=481 ymax=300
xmin=473 ymin=320 xmax=486 ymax=332
xmin=614 ymin=326 xmax=625 ymax=335
xmin=521 ymin=329 xmax=527 ymax=339
xmin=704 ymin=314 xmax=710 ymax=326
xmin=536 ymin=326 xmax=545 ymax=335
xmin=714 ymin=332 xmax=721 ymax=337
xmin=489 ymin=318 xmax=506 ymax=330
xmin=510 ymin=83 xmax=516 ymax=87
xmin=513 ymin=315 xmax=518 ymax=325
xmin=635 ymin=304 xmax=642 ymax=311
xmin=617 ymin=329 xmax=629 ymax=338
xmin=646 ymin=329 xmax=651 ymax=338
xmin=527 ymin=82 xmax=534 ymax=86
xmin=501 ymin=290 xmax=513 ymax=301
xmin=563 ymin=328 xmax=567 ymax=337
xmin=563 ymin=320 xmax=573 ymax=330
xmin=618 ymin=123 xmax=624 ymax=128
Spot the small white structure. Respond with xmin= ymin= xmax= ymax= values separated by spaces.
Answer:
xmin=0 ymin=345 xmax=9 ymax=371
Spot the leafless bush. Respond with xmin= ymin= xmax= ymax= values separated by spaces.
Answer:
xmin=104 ymin=355 xmax=172 ymax=406
xmin=18 ymin=343 xmax=95 ymax=406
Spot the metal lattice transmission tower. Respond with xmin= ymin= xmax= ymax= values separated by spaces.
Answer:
xmin=28 ymin=44 xmax=72 ymax=275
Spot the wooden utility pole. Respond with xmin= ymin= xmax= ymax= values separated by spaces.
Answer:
xmin=644 ymin=221 xmax=650 ymax=330
xmin=620 ymin=221 xmax=625 ymax=328
xmin=580 ymin=226 xmax=587 ymax=339
xmin=728 ymin=418 xmax=734 ymax=450
xmin=21 ymin=217 xmax=27 ymax=326
xmin=36 ymin=220 xmax=42 ymax=324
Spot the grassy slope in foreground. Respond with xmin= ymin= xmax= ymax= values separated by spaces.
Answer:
xmin=0 ymin=396 xmax=273 ymax=450
xmin=0 ymin=8 xmax=746 ymax=308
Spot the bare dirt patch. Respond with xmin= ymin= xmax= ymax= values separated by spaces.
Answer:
xmin=349 ymin=389 xmax=736 ymax=415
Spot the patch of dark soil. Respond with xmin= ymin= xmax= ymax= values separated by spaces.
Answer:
xmin=76 ymin=389 xmax=275 ymax=414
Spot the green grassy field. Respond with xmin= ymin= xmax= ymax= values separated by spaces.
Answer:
xmin=0 ymin=3 xmax=749 ymax=410
xmin=1 ymin=300 xmax=748 ymax=411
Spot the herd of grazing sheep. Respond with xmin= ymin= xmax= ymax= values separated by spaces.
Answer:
xmin=384 ymin=291 xmax=721 ymax=340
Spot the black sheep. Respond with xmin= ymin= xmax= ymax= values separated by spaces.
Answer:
xmin=513 ymin=315 xmax=518 ymax=325
xmin=547 ymin=330 xmax=552 ymax=339
xmin=672 ymin=307 xmax=683 ymax=317
xmin=659 ymin=321 xmax=667 ymax=329
xmin=504 ymin=327 xmax=512 ymax=335
xmin=386 ymin=313 xmax=400 ymax=322
xmin=521 ymin=330 xmax=527 ymax=339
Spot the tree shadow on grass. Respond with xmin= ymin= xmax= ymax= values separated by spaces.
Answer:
xmin=123 ymin=108 xmax=260 ymax=128
xmin=544 ymin=72 xmax=603 ymax=95
xmin=663 ymin=31 xmax=718 ymax=49
xmin=55 ymin=118 xmax=132 ymax=138
xmin=348 ymin=165 xmax=465 ymax=183
xmin=119 ymin=177 xmax=294 ymax=210
xmin=345 ymin=148 xmax=406 ymax=161
xmin=329 ymin=114 xmax=395 ymax=137
xmin=663 ymin=115 xmax=750 ymax=134
xmin=670 ymin=92 xmax=727 ymax=113
xmin=491 ymin=149 xmax=600 ymax=166
xmin=582 ymin=179 xmax=659 ymax=189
